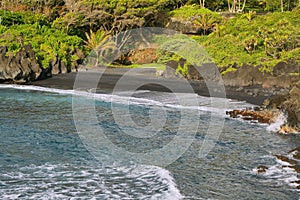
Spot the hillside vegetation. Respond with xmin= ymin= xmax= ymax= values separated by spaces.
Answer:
xmin=0 ymin=0 xmax=299 ymax=72
xmin=188 ymin=6 xmax=300 ymax=71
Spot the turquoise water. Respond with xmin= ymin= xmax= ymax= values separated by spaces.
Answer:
xmin=0 ymin=85 xmax=300 ymax=199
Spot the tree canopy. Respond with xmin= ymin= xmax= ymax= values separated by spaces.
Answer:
xmin=0 ymin=0 xmax=299 ymax=70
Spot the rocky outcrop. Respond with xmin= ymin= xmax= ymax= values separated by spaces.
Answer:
xmin=165 ymin=18 xmax=200 ymax=34
xmin=223 ymin=63 xmax=264 ymax=87
xmin=227 ymin=79 xmax=300 ymax=134
xmin=50 ymin=49 xmax=83 ymax=75
xmin=273 ymin=60 xmax=299 ymax=76
xmin=263 ymin=94 xmax=288 ymax=109
xmin=164 ymin=60 xmax=181 ymax=78
xmin=0 ymin=45 xmax=43 ymax=83
xmin=165 ymin=18 xmax=215 ymax=35
xmin=226 ymin=108 xmax=278 ymax=124
xmin=223 ymin=61 xmax=299 ymax=89
xmin=0 ymin=44 xmax=83 ymax=83
xmin=227 ymin=80 xmax=300 ymax=134
xmin=263 ymin=79 xmax=300 ymax=133
xmin=50 ymin=55 xmax=69 ymax=75
xmin=164 ymin=59 xmax=221 ymax=81
xmin=283 ymin=80 xmax=300 ymax=130
xmin=223 ymin=61 xmax=299 ymax=133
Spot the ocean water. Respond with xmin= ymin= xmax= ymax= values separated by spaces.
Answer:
xmin=0 ymin=85 xmax=300 ymax=199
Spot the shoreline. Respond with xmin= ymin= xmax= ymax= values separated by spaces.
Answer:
xmin=26 ymin=68 xmax=272 ymax=106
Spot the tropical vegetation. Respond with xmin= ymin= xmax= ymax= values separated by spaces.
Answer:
xmin=0 ymin=0 xmax=299 ymax=72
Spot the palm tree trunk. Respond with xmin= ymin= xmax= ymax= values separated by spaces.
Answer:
xmin=232 ymin=0 xmax=236 ymax=12
xmin=199 ymin=0 xmax=205 ymax=8
xmin=241 ymin=0 xmax=247 ymax=12
xmin=227 ymin=0 xmax=231 ymax=12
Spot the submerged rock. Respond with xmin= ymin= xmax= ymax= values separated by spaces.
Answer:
xmin=288 ymin=146 xmax=300 ymax=160
xmin=257 ymin=165 xmax=268 ymax=173
xmin=275 ymin=155 xmax=298 ymax=165
xmin=287 ymin=165 xmax=300 ymax=173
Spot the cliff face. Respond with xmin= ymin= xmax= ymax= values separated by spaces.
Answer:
xmin=0 ymin=44 xmax=81 ymax=84
xmin=284 ymin=81 xmax=300 ymax=130
xmin=223 ymin=62 xmax=299 ymax=88
xmin=0 ymin=44 xmax=43 ymax=83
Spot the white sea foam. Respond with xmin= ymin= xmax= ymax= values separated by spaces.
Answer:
xmin=0 ymin=84 xmax=231 ymax=115
xmin=126 ymin=165 xmax=183 ymax=200
xmin=253 ymin=155 xmax=300 ymax=193
xmin=267 ymin=112 xmax=287 ymax=133
xmin=0 ymin=163 xmax=183 ymax=199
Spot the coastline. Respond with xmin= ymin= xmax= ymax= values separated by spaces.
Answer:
xmin=26 ymin=67 xmax=271 ymax=106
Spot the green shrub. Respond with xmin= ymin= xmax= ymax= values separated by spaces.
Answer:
xmin=170 ymin=5 xmax=222 ymax=21
xmin=192 ymin=9 xmax=300 ymax=69
xmin=169 ymin=5 xmax=223 ymax=35
xmin=0 ymin=25 xmax=7 ymax=34
xmin=0 ymin=23 xmax=82 ymax=68
xmin=221 ymin=65 xmax=237 ymax=75
xmin=0 ymin=10 xmax=48 ymax=26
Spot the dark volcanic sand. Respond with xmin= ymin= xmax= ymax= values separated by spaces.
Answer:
xmin=28 ymin=68 xmax=270 ymax=106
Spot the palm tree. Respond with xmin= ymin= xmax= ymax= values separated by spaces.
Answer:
xmin=194 ymin=14 xmax=215 ymax=35
xmin=84 ymin=29 xmax=115 ymax=66
xmin=199 ymin=0 xmax=205 ymax=8
xmin=227 ymin=0 xmax=247 ymax=13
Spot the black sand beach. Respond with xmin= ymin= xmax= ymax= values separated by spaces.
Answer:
xmin=28 ymin=68 xmax=271 ymax=106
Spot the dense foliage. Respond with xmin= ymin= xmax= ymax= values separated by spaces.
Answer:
xmin=0 ymin=0 xmax=299 ymax=71
xmin=191 ymin=8 xmax=300 ymax=71
xmin=0 ymin=9 xmax=82 ymax=68
xmin=0 ymin=19 xmax=82 ymax=68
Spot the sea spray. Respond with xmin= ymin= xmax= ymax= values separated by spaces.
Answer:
xmin=267 ymin=112 xmax=287 ymax=133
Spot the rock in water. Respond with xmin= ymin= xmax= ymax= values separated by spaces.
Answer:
xmin=288 ymin=146 xmax=300 ymax=160
xmin=257 ymin=165 xmax=268 ymax=173
xmin=226 ymin=108 xmax=278 ymax=124
xmin=0 ymin=44 xmax=43 ymax=83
